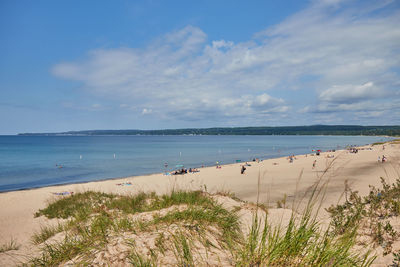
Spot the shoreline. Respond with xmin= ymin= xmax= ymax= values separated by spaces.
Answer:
xmin=0 ymin=137 xmax=394 ymax=194
xmin=0 ymin=161 xmax=242 ymax=194
xmin=0 ymin=140 xmax=397 ymax=201
xmin=0 ymin=152 xmax=355 ymax=195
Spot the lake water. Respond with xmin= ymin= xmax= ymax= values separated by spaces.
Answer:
xmin=0 ymin=135 xmax=390 ymax=192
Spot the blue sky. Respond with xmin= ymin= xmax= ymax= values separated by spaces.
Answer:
xmin=0 ymin=0 xmax=399 ymax=134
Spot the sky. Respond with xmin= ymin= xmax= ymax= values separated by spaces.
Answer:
xmin=0 ymin=0 xmax=399 ymax=134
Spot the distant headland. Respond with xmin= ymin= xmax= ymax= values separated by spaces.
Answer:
xmin=18 ymin=125 xmax=400 ymax=136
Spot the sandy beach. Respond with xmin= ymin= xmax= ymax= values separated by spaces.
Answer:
xmin=0 ymin=141 xmax=399 ymax=266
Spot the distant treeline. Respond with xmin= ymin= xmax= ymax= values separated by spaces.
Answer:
xmin=18 ymin=125 xmax=400 ymax=136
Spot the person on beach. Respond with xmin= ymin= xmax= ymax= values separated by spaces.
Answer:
xmin=241 ymin=165 xmax=246 ymax=174
xmin=312 ymin=160 xmax=316 ymax=169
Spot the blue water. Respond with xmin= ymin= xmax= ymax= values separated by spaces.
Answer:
xmin=0 ymin=135 xmax=390 ymax=192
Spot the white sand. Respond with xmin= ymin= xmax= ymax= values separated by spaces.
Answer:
xmin=0 ymin=142 xmax=399 ymax=265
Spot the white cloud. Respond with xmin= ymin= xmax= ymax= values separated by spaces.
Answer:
xmin=52 ymin=1 xmax=400 ymax=125
xmin=319 ymin=82 xmax=385 ymax=103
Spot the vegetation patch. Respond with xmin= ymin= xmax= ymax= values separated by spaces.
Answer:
xmin=35 ymin=191 xmax=116 ymax=219
xmin=237 ymin=201 xmax=375 ymax=266
xmin=327 ymin=177 xmax=400 ymax=256
xmin=30 ymin=190 xmax=241 ymax=266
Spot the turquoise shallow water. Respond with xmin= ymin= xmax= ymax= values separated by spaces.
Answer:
xmin=0 ymin=135 xmax=390 ymax=192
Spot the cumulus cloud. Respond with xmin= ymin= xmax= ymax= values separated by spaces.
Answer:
xmin=52 ymin=0 xmax=400 ymax=125
xmin=319 ymin=82 xmax=385 ymax=103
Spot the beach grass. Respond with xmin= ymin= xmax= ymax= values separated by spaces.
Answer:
xmin=31 ymin=223 xmax=64 ymax=245
xmin=235 ymin=166 xmax=376 ymax=267
xmin=0 ymin=238 xmax=20 ymax=253
xmin=29 ymin=190 xmax=242 ymax=266
xmin=236 ymin=198 xmax=375 ymax=267
xmin=128 ymin=247 xmax=158 ymax=267
xmin=34 ymin=191 xmax=116 ymax=219
xmin=35 ymin=190 xmax=215 ymax=219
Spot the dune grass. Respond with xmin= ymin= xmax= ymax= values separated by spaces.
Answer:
xmin=35 ymin=191 xmax=115 ymax=219
xmin=235 ymin=173 xmax=376 ymax=267
xmin=31 ymin=223 xmax=64 ymax=245
xmin=172 ymin=231 xmax=194 ymax=266
xmin=35 ymin=190 xmax=214 ymax=219
xmin=30 ymin=190 xmax=241 ymax=266
xmin=128 ymin=248 xmax=157 ymax=267
xmin=0 ymin=238 xmax=20 ymax=253
xmin=236 ymin=199 xmax=375 ymax=266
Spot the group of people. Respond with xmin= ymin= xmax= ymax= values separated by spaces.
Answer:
xmin=171 ymin=168 xmax=188 ymax=175
xmin=349 ymin=148 xmax=359 ymax=153
xmin=379 ymin=155 xmax=387 ymax=163
xmin=171 ymin=168 xmax=200 ymax=175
